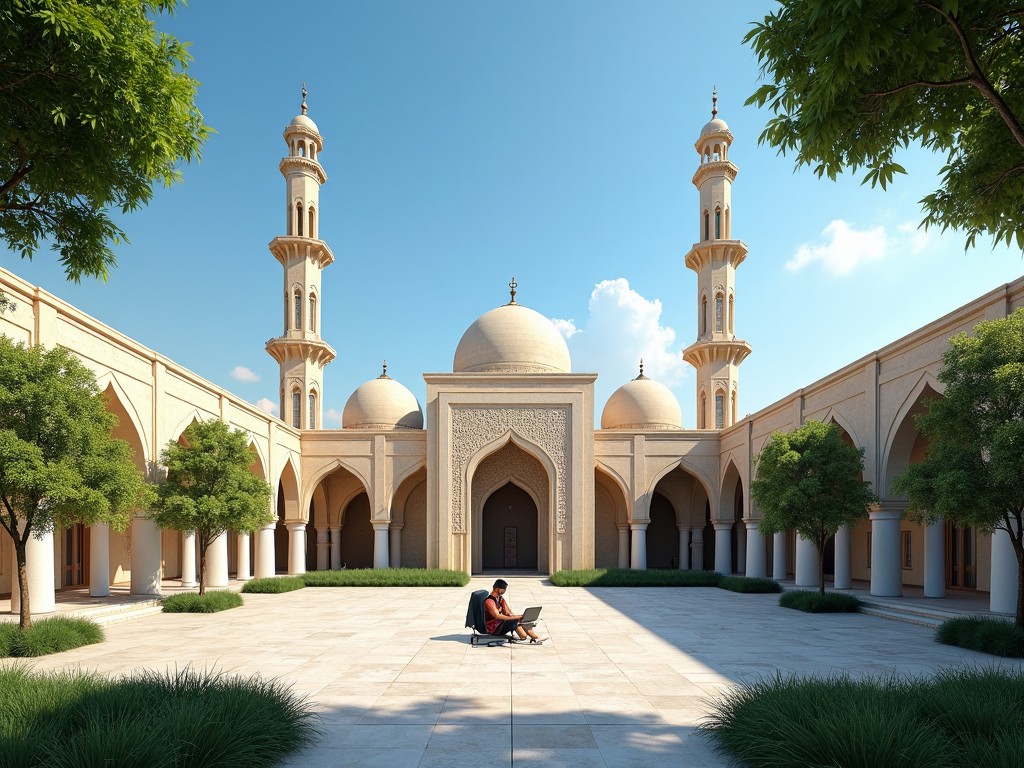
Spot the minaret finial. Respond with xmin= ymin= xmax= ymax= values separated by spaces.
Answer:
xmin=508 ymin=276 xmax=518 ymax=305
xmin=637 ymin=358 xmax=647 ymax=380
xmin=711 ymin=86 xmax=718 ymax=119
xmin=380 ymin=359 xmax=389 ymax=379
xmin=301 ymin=82 xmax=308 ymax=115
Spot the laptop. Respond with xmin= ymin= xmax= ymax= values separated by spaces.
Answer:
xmin=520 ymin=606 xmax=542 ymax=625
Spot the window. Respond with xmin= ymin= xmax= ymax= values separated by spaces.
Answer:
xmin=700 ymin=393 xmax=707 ymax=429
xmin=308 ymin=207 xmax=315 ymax=239
xmin=309 ymin=294 xmax=316 ymax=332
xmin=715 ymin=394 xmax=724 ymax=429
xmin=291 ymin=392 xmax=301 ymax=428
xmin=297 ymin=202 xmax=304 ymax=236
xmin=293 ymin=290 xmax=302 ymax=329
xmin=308 ymin=393 xmax=316 ymax=430
xmin=704 ymin=212 xmax=709 ymax=241
xmin=902 ymin=531 xmax=912 ymax=569
xmin=701 ymin=296 xmax=708 ymax=335
xmin=715 ymin=208 xmax=721 ymax=239
xmin=298 ymin=141 xmax=306 ymax=157
xmin=715 ymin=295 xmax=723 ymax=333
xmin=728 ymin=294 xmax=734 ymax=333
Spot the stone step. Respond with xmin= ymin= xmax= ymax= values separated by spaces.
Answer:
xmin=58 ymin=598 xmax=165 ymax=626
xmin=858 ymin=603 xmax=944 ymax=629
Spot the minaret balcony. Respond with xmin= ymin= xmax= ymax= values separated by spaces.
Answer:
xmin=265 ymin=336 xmax=336 ymax=367
xmin=684 ymin=239 xmax=748 ymax=272
xmin=691 ymin=160 xmax=738 ymax=187
xmin=682 ymin=337 xmax=752 ymax=368
xmin=279 ymin=155 xmax=327 ymax=184
xmin=269 ymin=236 xmax=334 ymax=269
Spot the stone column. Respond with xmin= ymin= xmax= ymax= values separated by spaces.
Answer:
xmin=691 ymin=527 xmax=704 ymax=570
xmin=833 ymin=525 xmax=852 ymax=589
xmin=373 ymin=523 xmax=390 ymax=569
xmin=629 ymin=522 xmax=648 ymax=570
xmin=870 ymin=505 xmax=903 ymax=597
xmin=990 ymin=522 xmax=1019 ymax=615
xmin=130 ymin=515 xmax=162 ymax=595
xmin=795 ymin=536 xmax=817 ymax=587
xmin=236 ymin=532 xmax=251 ymax=582
xmin=330 ymin=525 xmax=342 ymax=569
xmin=254 ymin=522 xmax=276 ymax=578
xmin=12 ymin=526 xmax=55 ymax=615
xmin=390 ymin=524 xmax=403 ymax=569
xmin=89 ymin=522 xmax=110 ymax=597
xmin=677 ymin=526 xmax=691 ymax=570
xmin=206 ymin=533 xmax=229 ymax=588
xmin=617 ymin=525 xmax=630 ymax=569
xmin=744 ymin=521 xmax=766 ymax=578
xmin=772 ymin=531 xmax=787 ymax=580
xmin=181 ymin=531 xmax=196 ymax=587
xmin=287 ymin=522 xmax=306 ymax=575
xmin=924 ymin=519 xmax=945 ymax=598
xmin=315 ymin=527 xmax=329 ymax=571
xmin=713 ymin=522 xmax=732 ymax=575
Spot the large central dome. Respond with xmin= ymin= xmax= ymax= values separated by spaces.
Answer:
xmin=453 ymin=302 xmax=571 ymax=374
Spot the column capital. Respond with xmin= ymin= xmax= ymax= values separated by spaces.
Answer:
xmin=870 ymin=507 xmax=904 ymax=522
xmin=372 ymin=521 xmax=391 ymax=532
xmin=677 ymin=524 xmax=691 ymax=532
xmin=286 ymin=521 xmax=306 ymax=532
xmin=629 ymin=521 xmax=649 ymax=532
xmin=713 ymin=521 xmax=733 ymax=532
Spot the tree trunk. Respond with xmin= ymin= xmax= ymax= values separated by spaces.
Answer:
xmin=1017 ymin=550 xmax=1024 ymax=630
xmin=818 ymin=546 xmax=826 ymax=596
xmin=198 ymin=548 xmax=206 ymax=596
xmin=15 ymin=540 xmax=30 ymax=630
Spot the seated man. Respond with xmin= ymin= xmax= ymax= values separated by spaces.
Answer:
xmin=483 ymin=578 xmax=543 ymax=644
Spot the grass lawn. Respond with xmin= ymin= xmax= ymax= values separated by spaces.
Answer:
xmin=301 ymin=568 xmax=469 ymax=587
xmin=550 ymin=568 xmax=722 ymax=587
xmin=162 ymin=591 xmax=243 ymax=613
xmin=0 ymin=616 xmax=103 ymax=658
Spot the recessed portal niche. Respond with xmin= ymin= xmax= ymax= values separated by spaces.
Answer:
xmin=482 ymin=483 xmax=538 ymax=570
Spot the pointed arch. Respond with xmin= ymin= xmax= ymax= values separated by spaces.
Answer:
xmin=276 ymin=456 xmax=301 ymax=522
xmin=465 ymin=429 xmax=558 ymax=493
xmin=645 ymin=459 xmax=717 ymax=522
xmin=820 ymin=407 xmax=862 ymax=450
xmin=882 ymin=372 xmax=945 ymax=496
xmin=393 ymin=458 xmax=428 ymax=495
xmin=301 ymin=458 xmax=372 ymax=505
xmin=169 ymin=410 xmax=206 ymax=445
xmin=94 ymin=372 xmax=150 ymax=467
xmin=595 ymin=460 xmax=629 ymax=508
xmin=247 ymin=439 xmax=267 ymax=480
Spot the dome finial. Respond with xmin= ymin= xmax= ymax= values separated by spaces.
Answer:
xmin=711 ymin=86 xmax=718 ymax=119
xmin=636 ymin=358 xmax=648 ymax=380
xmin=379 ymin=359 xmax=389 ymax=379
xmin=301 ymin=82 xmax=308 ymax=115
xmin=508 ymin=276 xmax=518 ymax=305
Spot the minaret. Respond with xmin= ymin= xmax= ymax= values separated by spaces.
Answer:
xmin=265 ymin=86 xmax=336 ymax=429
xmin=682 ymin=90 xmax=751 ymax=430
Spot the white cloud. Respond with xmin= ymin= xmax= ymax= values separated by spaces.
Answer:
xmin=553 ymin=278 xmax=687 ymax=398
xmin=786 ymin=219 xmax=929 ymax=275
xmin=324 ymin=408 xmax=343 ymax=427
xmin=255 ymin=397 xmax=277 ymax=415
xmin=231 ymin=366 xmax=260 ymax=382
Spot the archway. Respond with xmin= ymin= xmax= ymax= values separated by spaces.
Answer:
xmin=392 ymin=467 xmax=427 ymax=568
xmin=595 ymin=467 xmax=628 ymax=568
xmin=303 ymin=463 xmax=369 ymax=571
xmin=340 ymin=493 xmax=373 ymax=569
xmin=648 ymin=493 xmax=678 ymax=569
xmin=481 ymin=483 xmax=538 ymax=571
xmin=650 ymin=466 xmax=710 ymax=570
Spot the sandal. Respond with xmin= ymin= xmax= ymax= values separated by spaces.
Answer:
xmin=529 ymin=637 xmax=543 ymax=645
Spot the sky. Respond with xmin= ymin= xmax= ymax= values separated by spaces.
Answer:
xmin=5 ymin=1 xmax=1023 ymax=428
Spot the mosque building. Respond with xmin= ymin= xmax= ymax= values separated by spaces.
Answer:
xmin=2 ymin=93 xmax=1022 ymax=619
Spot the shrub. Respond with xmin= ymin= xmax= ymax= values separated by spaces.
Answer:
xmin=0 ymin=617 xmax=103 ymax=658
xmin=701 ymin=669 xmax=1024 ymax=768
xmin=0 ymin=665 xmax=320 ymax=767
xmin=162 ymin=591 xmax=243 ymax=613
xmin=779 ymin=590 xmax=861 ymax=613
xmin=718 ymin=576 xmax=782 ymax=594
xmin=300 ymin=568 xmax=470 ymax=587
xmin=241 ymin=576 xmax=305 ymax=594
xmin=936 ymin=616 xmax=1024 ymax=657
xmin=550 ymin=568 xmax=722 ymax=587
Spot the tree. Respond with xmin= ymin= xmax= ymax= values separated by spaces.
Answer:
xmin=0 ymin=337 xmax=152 ymax=629
xmin=0 ymin=0 xmax=209 ymax=283
xmin=745 ymin=1 xmax=1024 ymax=251
xmin=152 ymin=420 xmax=272 ymax=595
xmin=752 ymin=420 xmax=876 ymax=594
xmin=893 ymin=308 xmax=1024 ymax=628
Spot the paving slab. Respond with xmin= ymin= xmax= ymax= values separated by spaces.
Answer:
xmin=5 ymin=576 xmax=1024 ymax=767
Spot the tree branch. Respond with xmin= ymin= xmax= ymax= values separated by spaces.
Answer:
xmin=920 ymin=1 xmax=1024 ymax=148
xmin=979 ymin=163 xmax=1024 ymax=205
xmin=869 ymin=76 xmax=974 ymax=98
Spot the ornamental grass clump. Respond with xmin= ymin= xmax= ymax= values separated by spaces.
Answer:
xmin=779 ymin=589 xmax=861 ymax=613
xmin=0 ymin=616 xmax=103 ymax=658
xmin=162 ymin=591 xmax=243 ymax=613
xmin=0 ymin=665 xmax=320 ymax=767
xmin=241 ymin=576 xmax=305 ymax=594
xmin=936 ymin=616 xmax=1024 ymax=657
xmin=550 ymin=568 xmax=722 ymax=587
xmin=700 ymin=668 xmax=1024 ymax=768
xmin=718 ymin=576 xmax=782 ymax=594
xmin=300 ymin=568 xmax=470 ymax=587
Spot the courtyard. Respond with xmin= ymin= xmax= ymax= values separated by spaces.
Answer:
xmin=5 ymin=578 xmax=1024 ymax=768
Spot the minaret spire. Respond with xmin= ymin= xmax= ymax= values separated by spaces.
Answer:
xmin=265 ymin=96 xmax=336 ymax=429
xmin=682 ymin=94 xmax=751 ymax=429
xmin=508 ymin=276 xmax=518 ymax=305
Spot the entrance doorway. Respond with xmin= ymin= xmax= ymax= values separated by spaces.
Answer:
xmin=482 ymin=483 xmax=538 ymax=570
xmin=947 ymin=521 xmax=977 ymax=589
xmin=63 ymin=524 xmax=86 ymax=587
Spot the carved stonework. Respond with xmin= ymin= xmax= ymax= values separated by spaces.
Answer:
xmin=471 ymin=443 xmax=549 ymax=526
xmin=450 ymin=407 xmax=567 ymax=534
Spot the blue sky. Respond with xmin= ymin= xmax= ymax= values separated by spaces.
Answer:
xmin=5 ymin=1 xmax=1023 ymax=427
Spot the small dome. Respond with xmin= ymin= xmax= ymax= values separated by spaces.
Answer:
xmin=289 ymin=113 xmax=319 ymax=133
xmin=700 ymin=117 xmax=729 ymax=137
xmin=454 ymin=302 xmax=571 ymax=374
xmin=601 ymin=374 xmax=682 ymax=430
xmin=342 ymin=374 xmax=423 ymax=430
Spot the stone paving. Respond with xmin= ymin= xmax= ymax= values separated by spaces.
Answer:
xmin=7 ymin=576 xmax=1024 ymax=767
